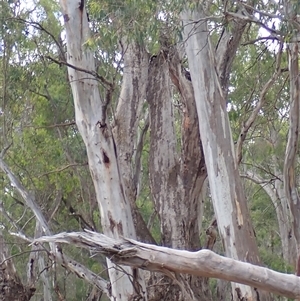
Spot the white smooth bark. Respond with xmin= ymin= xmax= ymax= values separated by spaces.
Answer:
xmin=58 ymin=1 xmax=146 ymax=299
xmin=181 ymin=9 xmax=267 ymax=300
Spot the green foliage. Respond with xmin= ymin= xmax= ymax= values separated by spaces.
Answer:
xmin=86 ymin=0 xmax=186 ymax=57
xmin=0 ymin=2 xmax=103 ymax=299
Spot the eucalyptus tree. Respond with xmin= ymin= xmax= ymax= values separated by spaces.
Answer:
xmin=1 ymin=0 xmax=300 ymax=301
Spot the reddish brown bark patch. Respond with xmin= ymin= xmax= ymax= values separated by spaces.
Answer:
xmin=107 ymin=211 xmax=124 ymax=235
xmin=108 ymin=211 xmax=116 ymax=232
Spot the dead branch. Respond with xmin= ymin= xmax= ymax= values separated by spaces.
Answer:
xmin=0 ymin=158 xmax=110 ymax=297
xmin=34 ymin=230 xmax=300 ymax=299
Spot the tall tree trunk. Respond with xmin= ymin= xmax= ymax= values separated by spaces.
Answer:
xmin=58 ymin=1 xmax=146 ymax=300
xmin=283 ymin=12 xmax=300 ymax=275
xmin=147 ymin=49 xmax=206 ymax=251
xmin=113 ymin=42 xmax=155 ymax=244
xmin=147 ymin=49 xmax=209 ymax=300
xmin=27 ymin=223 xmax=52 ymax=301
xmin=181 ymin=8 xmax=270 ymax=300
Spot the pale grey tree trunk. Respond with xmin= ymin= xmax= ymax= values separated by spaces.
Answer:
xmin=112 ymin=42 xmax=155 ymax=244
xmin=283 ymin=19 xmax=300 ymax=276
xmin=283 ymin=0 xmax=300 ymax=278
xmin=181 ymin=8 xmax=270 ymax=300
xmin=270 ymin=128 xmax=297 ymax=267
xmin=274 ymin=172 xmax=297 ymax=267
xmin=27 ymin=223 xmax=52 ymax=301
xmin=58 ymin=1 xmax=146 ymax=300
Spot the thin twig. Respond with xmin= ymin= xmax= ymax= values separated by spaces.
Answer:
xmin=24 ymin=121 xmax=76 ymax=129
xmin=38 ymin=162 xmax=88 ymax=178
xmin=241 ymin=36 xmax=280 ymax=46
xmin=45 ymin=55 xmax=113 ymax=88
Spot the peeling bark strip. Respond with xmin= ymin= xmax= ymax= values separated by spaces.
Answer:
xmin=34 ymin=231 xmax=300 ymax=299
xmin=58 ymin=1 xmax=146 ymax=300
xmin=181 ymin=7 xmax=270 ymax=301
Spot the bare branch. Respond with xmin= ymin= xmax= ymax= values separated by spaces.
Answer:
xmin=237 ymin=1 xmax=283 ymax=19
xmin=10 ymin=231 xmax=111 ymax=296
xmin=0 ymin=231 xmax=36 ymax=301
xmin=224 ymin=11 xmax=282 ymax=36
xmin=0 ymin=143 xmax=12 ymax=158
xmin=24 ymin=120 xmax=76 ymax=130
xmin=240 ymin=172 xmax=274 ymax=185
xmin=45 ymin=55 xmax=113 ymax=88
xmin=34 ymin=231 xmax=300 ymax=299
xmin=0 ymin=249 xmax=45 ymax=267
xmin=38 ymin=162 xmax=88 ymax=178
xmin=0 ymin=201 xmax=30 ymax=239
xmin=0 ymin=157 xmax=52 ymax=237
xmin=54 ymin=246 xmax=110 ymax=296
xmin=241 ymin=36 xmax=280 ymax=46
xmin=0 ymin=159 xmax=111 ymax=297
xmin=12 ymin=18 xmax=66 ymax=62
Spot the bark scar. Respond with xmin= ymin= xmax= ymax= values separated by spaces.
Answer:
xmin=102 ymin=150 xmax=110 ymax=165
xmin=63 ymin=14 xmax=69 ymax=22
xmin=79 ymin=0 xmax=84 ymax=11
